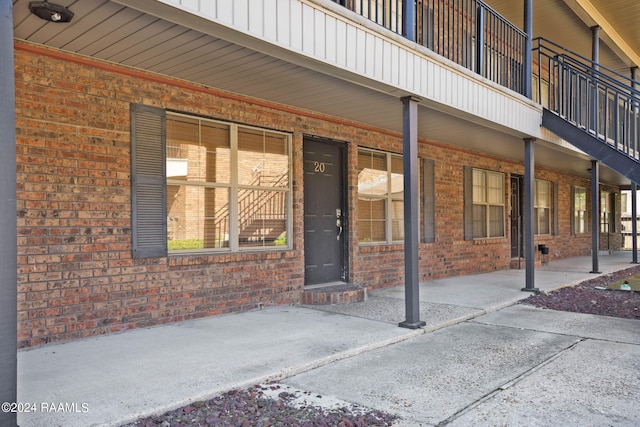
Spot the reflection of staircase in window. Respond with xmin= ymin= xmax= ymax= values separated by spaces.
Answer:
xmin=535 ymin=38 xmax=640 ymax=184
xmin=213 ymin=171 xmax=288 ymax=246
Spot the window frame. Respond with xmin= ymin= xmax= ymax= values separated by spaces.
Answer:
xmin=469 ymin=168 xmax=506 ymax=239
xmin=534 ymin=179 xmax=552 ymax=235
xmin=130 ymin=104 xmax=293 ymax=258
xmin=166 ymin=112 xmax=293 ymax=254
xmin=600 ymin=191 xmax=615 ymax=233
xmin=357 ymin=147 xmax=408 ymax=245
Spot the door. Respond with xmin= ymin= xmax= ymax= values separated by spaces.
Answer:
xmin=510 ymin=175 xmax=524 ymax=258
xmin=303 ymin=139 xmax=346 ymax=285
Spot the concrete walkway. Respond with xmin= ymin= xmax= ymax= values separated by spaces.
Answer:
xmin=17 ymin=253 xmax=640 ymax=427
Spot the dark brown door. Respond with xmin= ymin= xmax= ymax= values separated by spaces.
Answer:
xmin=303 ymin=139 xmax=346 ymax=285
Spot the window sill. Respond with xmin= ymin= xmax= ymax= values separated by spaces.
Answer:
xmin=472 ymin=237 xmax=508 ymax=245
xmin=168 ymin=247 xmax=296 ymax=265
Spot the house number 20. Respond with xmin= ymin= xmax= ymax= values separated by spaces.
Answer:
xmin=314 ymin=161 xmax=326 ymax=173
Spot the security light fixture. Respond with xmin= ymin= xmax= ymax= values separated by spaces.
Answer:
xmin=29 ymin=1 xmax=74 ymax=23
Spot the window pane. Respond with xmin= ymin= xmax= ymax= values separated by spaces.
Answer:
xmin=201 ymin=122 xmax=231 ymax=184
xmin=537 ymin=207 xmax=550 ymax=234
xmin=473 ymin=205 xmax=486 ymax=238
xmin=487 ymin=172 xmax=504 ymax=204
xmin=167 ymin=185 xmax=229 ymax=250
xmin=358 ymin=150 xmax=388 ymax=196
xmin=238 ymin=128 xmax=289 ymax=187
xmin=575 ymin=187 xmax=586 ymax=210
xmin=602 ymin=213 xmax=611 ymax=233
xmin=535 ymin=180 xmax=551 ymax=235
xmin=390 ymin=155 xmax=403 ymax=199
xmin=358 ymin=198 xmax=386 ymax=242
xmin=238 ymin=189 xmax=287 ymax=247
xmin=166 ymin=117 xmax=230 ymax=184
xmin=577 ymin=211 xmax=586 ymax=233
xmin=536 ymin=180 xmax=550 ymax=208
xmin=574 ymin=187 xmax=587 ymax=234
xmin=489 ymin=205 xmax=504 ymax=237
xmin=391 ymin=199 xmax=404 ymax=241
xmin=473 ymin=170 xmax=486 ymax=203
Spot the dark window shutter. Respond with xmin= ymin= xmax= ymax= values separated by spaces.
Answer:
xmin=423 ymin=159 xmax=435 ymax=243
xmin=464 ymin=166 xmax=474 ymax=240
xmin=610 ymin=192 xmax=616 ymax=233
xmin=131 ymin=104 xmax=167 ymax=258
xmin=570 ymin=185 xmax=576 ymax=235
xmin=553 ymin=181 xmax=559 ymax=235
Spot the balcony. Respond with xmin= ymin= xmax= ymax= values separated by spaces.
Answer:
xmin=331 ymin=0 xmax=527 ymax=94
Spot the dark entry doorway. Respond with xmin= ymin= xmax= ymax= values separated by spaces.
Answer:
xmin=303 ymin=138 xmax=347 ymax=285
xmin=511 ymin=175 xmax=524 ymax=258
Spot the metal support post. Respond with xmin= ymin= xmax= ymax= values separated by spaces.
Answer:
xmin=402 ymin=0 xmax=416 ymax=42
xmin=523 ymin=0 xmax=533 ymax=99
xmin=632 ymin=183 xmax=638 ymax=264
xmin=633 ymin=68 xmax=639 ymax=265
xmin=591 ymin=26 xmax=600 ymax=133
xmin=590 ymin=160 xmax=601 ymax=273
xmin=0 ymin=0 xmax=18 ymax=425
xmin=633 ymin=67 xmax=639 ymax=181
xmin=522 ymin=138 xmax=538 ymax=292
xmin=475 ymin=6 xmax=485 ymax=76
xmin=399 ymin=96 xmax=425 ymax=329
xmin=591 ymin=26 xmax=600 ymax=67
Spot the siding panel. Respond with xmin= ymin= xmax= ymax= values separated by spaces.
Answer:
xmin=249 ymin=0 xmax=264 ymax=36
xmin=152 ymin=0 xmax=541 ymax=136
xmin=302 ymin=3 xmax=315 ymax=55
xmin=217 ymin=0 xmax=233 ymax=24
xmin=276 ymin=0 xmax=291 ymax=46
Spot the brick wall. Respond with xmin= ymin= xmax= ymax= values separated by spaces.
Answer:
xmin=351 ymin=141 xmax=608 ymax=288
xmin=14 ymin=44 xmax=308 ymax=347
xmin=14 ymin=43 xmax=615 ymax=348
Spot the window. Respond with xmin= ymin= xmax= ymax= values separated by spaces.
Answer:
xmin=621 ymin=191 xmax=628 ymax=215
xmin=470 ymin=168 xmax=505 ymax=238
xmin=357 ymin=148 xmax=404 ymax=244
xmin=534 ymin=179 xmax=551 ymax=235
xmin=130 ymin=105 xmax=291 ymax=258
xmin=601 ymin=192 xmax=615 ymax=233
xmin=573 ymin=186 xmax=588 ymax=234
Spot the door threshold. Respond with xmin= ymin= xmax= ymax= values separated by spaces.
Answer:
xmin=302 ymin=282 xmax=366 ymax=305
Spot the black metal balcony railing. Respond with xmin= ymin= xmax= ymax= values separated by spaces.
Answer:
xmin=535 ymin=37 xmax=640 ymax=160
xmin=332 ymin=0 xmax=527 ymax=94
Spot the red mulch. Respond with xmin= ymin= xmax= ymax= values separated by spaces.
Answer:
xmin=520 ymin=267 xmax=640 ymax=320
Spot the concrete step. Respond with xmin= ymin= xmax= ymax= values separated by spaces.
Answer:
xmin=302 ymin=283 xmax=366 ymax=305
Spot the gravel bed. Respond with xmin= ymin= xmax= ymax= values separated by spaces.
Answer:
xmin=519 ymin=267 xmax=640 ymax=320
xmin=121 ymin=384 xmax=397 ymax=427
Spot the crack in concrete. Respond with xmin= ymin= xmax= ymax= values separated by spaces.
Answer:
xmin=435 ymin=339 xmax=585 ymax=426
